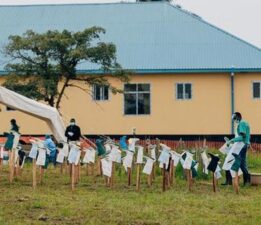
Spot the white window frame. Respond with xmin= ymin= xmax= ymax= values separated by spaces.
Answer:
xmin=123 ymin=83 xmax=151 ymax=116
xmin=92 ymin=84 xmax=109 ymax=101
xmin=175 ymin=83 xmax=192 ymax=100
xmin=252 ymin=81 xmax=261 ymax=99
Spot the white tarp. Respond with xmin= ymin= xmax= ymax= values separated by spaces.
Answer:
xmin=0 ymin=86 xmax=66 ymax=142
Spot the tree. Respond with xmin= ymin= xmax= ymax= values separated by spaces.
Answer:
xmin=4 ymin=28 xmax=130 ymax=109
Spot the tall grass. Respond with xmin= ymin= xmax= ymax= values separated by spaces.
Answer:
xmin=0 ymin=152 xmax=260 ymax=225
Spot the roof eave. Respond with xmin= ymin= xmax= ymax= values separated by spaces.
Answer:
xmin=1 ymin=68 xmax=261 ymax=76
xmin=76 ymin=68 xmax=261 ymax=74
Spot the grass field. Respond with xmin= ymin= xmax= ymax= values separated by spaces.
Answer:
xmin=0 ymin=151 xmax=261 ymax=225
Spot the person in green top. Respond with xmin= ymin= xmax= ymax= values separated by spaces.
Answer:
xmin=227 ymin=112 xmax=251 ymax=185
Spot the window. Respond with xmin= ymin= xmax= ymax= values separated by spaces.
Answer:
xmin=93 ymin=85 xmax=109 ymax=101
xmin=253 ymin=82 xmax=261 ymax=99
xmin=124 ymin=83 xmax=150 ymax=115
xmin=176 ymin=83 xmax=192 ymax=100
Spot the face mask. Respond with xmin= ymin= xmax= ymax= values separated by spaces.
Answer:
xmin=70 ymin=122 xmax=75 ymax=126
xmin=235 ymin=119 xmax=240 ymax=124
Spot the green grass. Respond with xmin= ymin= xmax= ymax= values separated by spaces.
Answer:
xmin=0 ymin=152 xmax=261 ymax=225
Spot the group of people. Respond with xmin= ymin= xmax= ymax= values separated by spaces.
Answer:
xmin=3 ymin=118 xmax=81 ymax=167
xmin=3 ymin=112 xmax=251 ymax=185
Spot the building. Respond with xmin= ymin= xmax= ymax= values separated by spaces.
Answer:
xmin=0 ymin=2 xmax=261 ymax=141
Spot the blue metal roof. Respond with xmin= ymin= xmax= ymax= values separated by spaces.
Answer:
xmin=0 ymin=2 xmax=261 ymax=74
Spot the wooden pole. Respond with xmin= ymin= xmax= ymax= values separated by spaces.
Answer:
xmin=78 ymin=164 xmax=80 ymax=183
xmin=60 ymin=162 xmax=63 ymax=175
xmin=0 ymin=158 xmax=2 ymax=172
xmin=86 ymin=164 xmax=89 ymax=176
xmin=105 ymin=176 xmax=110 ymax=187
xmin=14 ymin=153 xmax=18 ymax=178
xmin=147 ymin=167 xmax=152 ymax=187
xmin=189 ymin=170 xmax=193 ymax=191
xmin=162 ymin=163 xmax=166 ymax=192
xmin=152 ymin=162 xmax=156 ymax=180
xmin=0 ymin=146 xmax=3 ymax=172
xmin=32 ymin=159 xmax=37 ymax=189
xmin=110 ymin=162 xmax=115 ymax=189
xmin=71 ymin=164 xmax=75 ymax=191
xmin=75 ymin=164 xmax=78 ymax=184
xmin=169 ymin=160 xmax=174 ymax=186
xmin=75 ymin=164 xmax=80 ymax=184
xmin=39 ymin=166 xmax=44 ymax=185
xmin=128 ymin=167 xmax=132 ymax=186
xmin=96 ymin=157 xmax=102 ymax=176
xmin=172 ymin=166 xmax=176 ymax=186
xmin=233 ymin=172 xmax=239 ymax=194
xmin=212 ymin=172 xmax=217 ymax=192
xmin=91 ymin=163 xmax=94 ymax=176
xmin=186 ymin=169 xmax=192 ymax=191
xmin=136 ymin=163 xmax=141 ymax=192
xmin=65 ymin=159 xmax=69 ymax=175
xmin=9 ymin=150 xmax=14 ymax=184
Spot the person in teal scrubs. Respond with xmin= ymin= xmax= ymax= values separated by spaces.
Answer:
xmin=227 ymin=112 xmax=251 ymax=185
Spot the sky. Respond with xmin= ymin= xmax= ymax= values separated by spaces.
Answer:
xmin=0 ymin=0 xmax=260 ymax=48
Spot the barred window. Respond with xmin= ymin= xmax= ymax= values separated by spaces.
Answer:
xmin=93 ymin=85 xmax=109 ymax=101
xmin=124 ymin=84 xmax=150 ymax=115
xmin=176 ymin=83 xmax=192 ymax=100
xmin=253 ymin=82 xmax=261 ymax=99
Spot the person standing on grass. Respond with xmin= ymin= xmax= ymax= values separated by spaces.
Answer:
xmin=4 ymin=119 xmax=20 ymax=151
xmin=44 ymin=135 xmax=57 ymax=167
xmin=226 ymin=112 xmax=251 ymax=185
xmin=65 ymin=118 xmax=81 ymax=142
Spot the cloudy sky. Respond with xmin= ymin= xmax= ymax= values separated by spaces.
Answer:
xmin=0 ymin=0 xmax=260 ymax=48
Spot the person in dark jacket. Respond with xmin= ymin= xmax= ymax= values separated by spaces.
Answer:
xmin=4 ymin=119 xmax=20 ymax=151
xmin=10 ymin=119 xmax=19 ymax=133
xmin=65 ymin=118 xmax=81 ymax=142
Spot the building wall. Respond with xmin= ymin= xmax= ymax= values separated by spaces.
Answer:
xmin=235 ymin=73 xmax=261 ymax=134
xmin=0 ymin=72 xmax=260 ymax=136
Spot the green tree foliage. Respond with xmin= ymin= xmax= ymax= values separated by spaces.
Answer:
xmin=4 ymin=28 xmax=130 ymax=109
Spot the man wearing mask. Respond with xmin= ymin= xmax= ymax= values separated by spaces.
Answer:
xmin=226 ymin=112 xmax=251 ymax=185
xmin=65 ymin=118 xmax=81 ymax=142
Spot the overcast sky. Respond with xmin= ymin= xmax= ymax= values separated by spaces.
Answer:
xmin=0 ymin=0 xmax=260 ymax=48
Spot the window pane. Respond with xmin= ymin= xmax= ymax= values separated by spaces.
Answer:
xmin=124 ymin=84 xmax=137 ymax=92
xmin=185 ymin=83 xmax=192 ymax=99
xmin=138 ymin=84 xmax=150 ymax=92
xmin=138 ymin=93 xmax=150 ymax=114
xmin=253 ymin=82 xmax=260 ymax=98
xmin=94 ymin=85 xmax=101 ymax=100
xmin=124 ymin=93 xmax=137 ymax=115
xmin=177 ymin=84 xmax=184 ymax=99
xmin=103 ymin=86 xmax=109 ymax=100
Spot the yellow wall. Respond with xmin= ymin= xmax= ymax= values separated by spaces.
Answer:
xmin=0 ymin=72 xmax=260 ymax=135
xmin=235 ymin=73 xmax=261 ymax=134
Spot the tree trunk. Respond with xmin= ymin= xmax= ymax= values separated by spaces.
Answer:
xmin=48 ymin=96 xmax=55 ymax=107
xmin=55 ymin=77 xmax=70 ymax=109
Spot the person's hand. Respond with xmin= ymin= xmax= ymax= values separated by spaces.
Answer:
xmin=226 ymin=140 xmax=231 ymax=147
xmin=224 ymin=137 xmax=230 ymax=143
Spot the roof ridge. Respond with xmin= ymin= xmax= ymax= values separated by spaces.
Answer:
xmin=167 ymin=2 xmax=261 ymax=52
xmin=0 ymin=1 xmax=166 ymax=7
